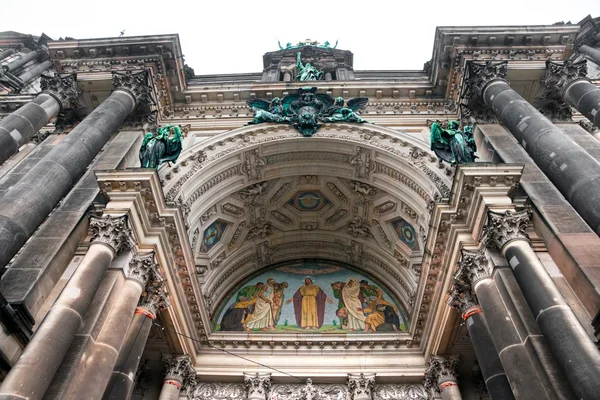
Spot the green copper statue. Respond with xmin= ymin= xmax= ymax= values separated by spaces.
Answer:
xmin=430 ymin=120 xmax=477 ymax=164
xmin=322 ymin=97 xmax=368 ymax=123
xmin=139 ymin=124 xmax=183 ymax=169
xmin=296 ymin=52 xmax=323 ymax=81
xmin=278 ymin=39 xmax=339 ymax=50
xmin=247 ymin=97 xmax=289 ymax=125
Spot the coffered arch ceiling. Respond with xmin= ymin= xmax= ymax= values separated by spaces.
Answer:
xmin=160 ymin=123 xmax=452 ymax=323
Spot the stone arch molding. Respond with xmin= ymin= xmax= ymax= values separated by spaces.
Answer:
xmin=160 ymin=123 xmax=452 ymax=324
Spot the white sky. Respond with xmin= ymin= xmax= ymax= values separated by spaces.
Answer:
xmin=2 ymin=0 xmax=597 ymax=75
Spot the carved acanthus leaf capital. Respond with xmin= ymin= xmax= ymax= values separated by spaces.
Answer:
xmin=40 ymin=73 xmax=81 ymax=110
xmin=460 ymin=61 xmax=508 ymax=123
xmin=542 ymin=59 xmax=588 ymax=99
xmin=125 ymin=251 xmax=159 ymax=287
xmin=457 ymin=249 xmax=491 ymax=285
xmin=162 ymin=354 xmax=195 ymax=383
xmin=244 ymin=373 xmax=272 ymax=400
xmin=484 ymin=209 xmax=531 ymax=250
xmin=112 ymin=70 xmax=153 ymax=107
xmin=139 ymin=278 xmax=169 ymax=316
xmin=448 ymin=267 xmax=479 ymax=314
xmin=423 ymin=355 xmax=460 ymax=394
xmin=347 ymin=373 xmax=376 ymax=400
xmin=89 ymin=214 xmax=133 ymax=254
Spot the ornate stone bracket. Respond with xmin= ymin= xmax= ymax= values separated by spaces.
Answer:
xmin=423 ymin=354 xmax=460 ymax=395
xmin=460 ymin=61 xmax=508 ymax=123
xmin=347 ymin=373 xmax=376 ymax=400
xmin=125 ymin=251 xmax=159 ymax=288
xmin=40 ymin=73 xmax=81 ymax=111
xmin=483 ymin=209 xmax=531 ymax=250
xmin=244 ymin=373 xmax=272 ymax=400
xmin=89 ymin=214 xmax=133 ymax=254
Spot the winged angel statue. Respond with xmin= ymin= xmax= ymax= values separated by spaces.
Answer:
xmin=270 ymin=379 xmax=346 ymax=400
xmin=247 ymin=87 xmax=369 ymax=137
xmin=429 ymin=120 xmax=477 ymax=164
xmin=139 ymin=124 xmax=183 ymax=169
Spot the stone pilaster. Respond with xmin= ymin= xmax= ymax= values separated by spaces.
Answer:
xmin=347 ymin=373 xmax=376 ymax=400
xmin=423 ymin=355 xmax=461 ymax=400
xmin=243 ymin=373 xmax=271 ymax=400
xmin=89 ymin=214 xmax=133 ymax=255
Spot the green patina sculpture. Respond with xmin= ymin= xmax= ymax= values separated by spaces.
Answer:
xmin=296 ymin=52 xmax=323 ymax=81
xmin=247 ymin=87 xmax=369 ymax=137
xmin=430 ymin=120 xmax=477 ymax=164
xmin=278 ymin=39 xmax=338 ymax=50
xmin=139 ymin=124 xmax=183 ymax=169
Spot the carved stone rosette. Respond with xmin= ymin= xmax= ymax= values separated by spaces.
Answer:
xmin=460 ymin=61 xmax=508 ymax=122
xmin=40 ymin=73 xmax=81 ymax=110
xmin=162 ymin=354 xmax=195 ymax=384
xmin=448 ymin=266 xmax=479 ymax=315
xmin=125 ymin=251 xmax=159 ymax=287
xmin=483 ymin=209 xmax=531 ymax=250
xmin=347 ymin=373 xmax=376 ymax=400
xmin=243 ymin=372 xmax=272 ymax=400
xmin=423 ymin=355 xmax=460 ymax=395
xmin=89 ymin=214 xmax=133 ymax=254
xmin=139 ymin=278 xmax=169 ymax=317
xmin=457 ymin=249 xmax=492 ymax=285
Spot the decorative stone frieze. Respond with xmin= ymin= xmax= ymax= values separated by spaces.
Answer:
xmin=162 ymin=354 xmax=195 ymax=383
xmin=39 ymin=73 xmax=81 ymax=110
xmin=125 ymin=251 xmax=159 ymax=287
xmin=89 ymin=214 xmax=133 ymax=254
xmin=483 ymin=209 xmax=531 ymax=250
xmin=347 ymin=373 xmax=376 ymax=400
xmin=457 ymin=249 xmax=492 ymax=285
xmin=244 ymin=373 xmax=272 ymax=400
xmin=373 ymin=384 xmax=428 ymax=399
xmin=423 ymin=355 xmax=460 ymax=395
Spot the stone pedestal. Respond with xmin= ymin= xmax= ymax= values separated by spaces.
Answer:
xmin=423 ymin=355 xmax=462 ymax=400
xmin=244 ymin=373 xmax=272 ymax=400
xmin=0 ymin=214 xmax=132 ymax=400
xmin=485 ymin=209 xmax=600 ymax=400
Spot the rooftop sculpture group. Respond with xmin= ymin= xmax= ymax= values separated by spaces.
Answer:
xmin=430 ymin=120 xmax=477 ymax=164
xmin=278 ymin=39 xmax=338 ymax=50
xmin=247 ymin=87 xmax=369 ymax=137
xmin=139 ymin=124 xmax=183 ymax=169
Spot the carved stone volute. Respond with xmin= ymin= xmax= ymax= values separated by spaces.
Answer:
xmin=125 ymin=251 xmax=159 ymax=287
xmin=89 ymin=214 xmax=133 ymax=254
xmin=243 ymin=372 xmax=272 ymax=400
xmin=457 ymin=249 xmax=492 ymax=285
xmin=347 ymin=373 xmax=376 ymax=400
xmin=423 ymin=355 xmax=460 ymax=395
xmin=40 ymin=73 xmax=81 ymax=110
xmin=483 ymin=209 xmax=531 ymax=250
xmin=162 ymin=354 xmax=195 ymax=383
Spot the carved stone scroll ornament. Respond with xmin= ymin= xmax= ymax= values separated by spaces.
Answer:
xmin=347 ymin=373 xmax=376 ymax=400
xmin=244 ymin=373 xmax=272 ymax=400
xmin=423 ymin=355 xmax=460 ymax=396
xmin=483 ymin=209 xmax=531 ymax=250
xmin=162 ymin=354 xmax=195 ymax=384
xmin=39 ymin=73 xmax=81 ymax=110
xmin=89 ymin=214 xmax=133 ymax=254
xmin=125 ymin=251 xmax=159 ymax=287
xmin=460 ymin=61 xmax=508 ymax=123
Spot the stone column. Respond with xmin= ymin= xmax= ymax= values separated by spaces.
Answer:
xmin=347 ymin=373 xmax=375 ymax=400
xmin=542 ymin=59 xmax=600 ymax=129
xmin=0 ymin=70 xmax=151 ymax=268
xmin=244 ymin=373 xmax=272 ymax=400
xmin=423 ymin=355 xmax=462 ymax=400
xmin=0 ymin=49 xmax=15 ymax=62
xmin=158 ymin=354 xmax=196 ymax=400
xmin=580 ymin=44 xmax=600 ymax=65
xmin=0 ymin=50 xmax=39 ymax=73
xmin=0 ymin=73 xmax=78 ymax=165
xmin=463 ymin=61 xmax=600 ymax=234
xmin=0 ymin=214 xmax=132 ymax=400
xmin=458 ymin=249 xmax=553 ymax=399
xmin=448 ymin=273 xmax=514 ymax=399
xmin=484 ymin=209 xmax=600 ymax=400
xmin=102 ymin=279 xmax=169 ymax=400
xmin=17 ymin=60 xmax=54 ymax=85
xmin=64 ymin=252 xmax=159 ymax=400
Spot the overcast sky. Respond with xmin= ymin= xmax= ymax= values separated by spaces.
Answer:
xmin=2 ymin=0 xmax=597 ymax=75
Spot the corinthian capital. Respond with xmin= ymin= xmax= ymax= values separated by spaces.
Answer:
xmin=244 ymin=373 xmax=272 ymax=400
xmin=542 ymin=59 xmax=588 ymax=99
xmin=448 ymin=266 xmax=479 ymax=314
xmin=89 ymin=214 xmax=133 ymax=254
xmin=347 ymin=373 xmax=376 ymax=400
xmin=461 ymin=61 xmax=508 ymax=123
xmin=139 ymin=278 xmax=169 ymax=317
xmin=457 ymin=249 xmax=492 ymax=285
xmin=484 ymin=209 xmax=530 ymax=250
xmin=112 ymin=70 xmax=152 ymax=107
xmin=40 ymin=73 xmax=81 ymax=110
xmin=423 ymin=355 xmax=460 ymax=395
xmin=162 ymin=354 xmax=195 ymax=383
xmin=125 ymin=251 xmax=159 ymax=287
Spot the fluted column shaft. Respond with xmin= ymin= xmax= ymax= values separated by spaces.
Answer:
xmin=485 ymin=210 xmax=600 ymax=400
xmin=0 ymin=71 xmax=149 ymax=268
xmin=463 ymin=308 xmax=514 ymax=399
xmin=484 ymin=80 xmax=600 ymax=234
xmin=0 ymin=215 xmax=132 ymax=400
xmin=580 ymin=44 xmax=600 ymax=65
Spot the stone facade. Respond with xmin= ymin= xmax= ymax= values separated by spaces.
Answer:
xmin=0 ymin=15 xmax=599 ymax=400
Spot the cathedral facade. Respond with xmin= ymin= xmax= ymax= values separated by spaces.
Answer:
xmin=0 ymin=15 xmax=599 ymax=400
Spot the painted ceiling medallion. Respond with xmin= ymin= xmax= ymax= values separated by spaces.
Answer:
xmin=200 ymin=220 xmax=228 ymax=253
xmin=288 ymin=191 xmax=330 ymax=212
xmin=391 ymin=218 xmax=418 ymax=250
